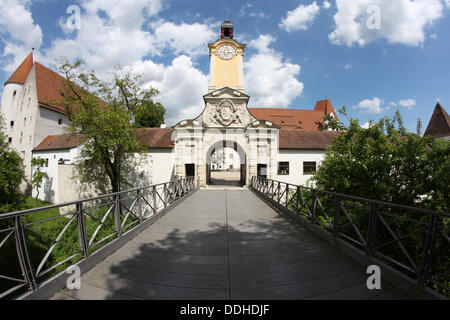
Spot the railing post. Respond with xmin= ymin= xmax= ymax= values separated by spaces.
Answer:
xmin=296 ymin=186 xmax=301 ymax=213
xmin=366 ymin=202 xmax=377 ymax=257
xmin=311 ymin=190 xmax=317 ymax=223
xmin=114 ymin=193 xmax=121 ymax=238
xmin=418 ymin=212 xmax=439 ymax=286
xmin=271 ymin=180 xmax=274 ymax=199
xmin=76 ymin=202 xmax=89 ymax=258
xmin=137 ymin=189 xmax=143 ymax=223
xmin=333 ymin=196 xmax=340 ymax=237
xmin=153 ymin=185 xmax=157 ymax=215
xmin=285 ymin=184 xmax=290 ymax=209
xmin=164 ymin=183 xmax=169 ymax=208
xmin=14 ymin=216 xmax=37 ymax=291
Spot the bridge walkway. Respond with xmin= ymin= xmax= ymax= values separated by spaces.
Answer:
xmin=52 ymin=189 xmax=410 ymax=300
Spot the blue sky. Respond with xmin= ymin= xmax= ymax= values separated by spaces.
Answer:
xmin=1 ymin=0 xmax=449 ymax=131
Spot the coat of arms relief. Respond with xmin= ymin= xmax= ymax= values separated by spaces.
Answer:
xmin=206 ymin=99 xmax=244 ymax=127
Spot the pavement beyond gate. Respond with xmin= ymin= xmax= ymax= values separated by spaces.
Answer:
xmin=52 ymin=189 xmax=410 ymax=300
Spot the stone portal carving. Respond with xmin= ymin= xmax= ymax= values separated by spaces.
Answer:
xmin=208 ymin=99 xmax=243 ymax=126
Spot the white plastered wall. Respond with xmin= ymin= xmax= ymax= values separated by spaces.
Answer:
xmin=275 ymin=149 xmax=326 ymax=187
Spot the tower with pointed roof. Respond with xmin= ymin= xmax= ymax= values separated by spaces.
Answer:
xmin=0 ymin=52 xmax=72 ymax=189
xmin=424 ymin=103 xmax=450 ymax=140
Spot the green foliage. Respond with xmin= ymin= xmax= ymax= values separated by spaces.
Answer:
xmin=133 ymin=100 xmax=166 ymax=128
xmin=314 ymin=108 xmax=450 ymax=212
xmin=56 ymin=60 xmax=160 ymax=193
xmin=31 ymin=158 xmax=49 ymax=203
xmin=0 ymin=115 xmax=25 ymax=214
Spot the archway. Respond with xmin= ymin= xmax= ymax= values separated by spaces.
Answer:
xmin=206 ymin=140 xmax=246 ymax=186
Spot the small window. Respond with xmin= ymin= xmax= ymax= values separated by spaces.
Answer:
xmin=278 ymin=162 xmax=290 ymax=175
xmin=10 ymin=121 xmax=14 ymax=128
xmin=8 ymin=137 xmax=12 ymax=144
xmin=13 ymin=90 xmax=17 ymax=96
xmin=24 ymin=118 xmax=27 ymax=125
xmin=303 ymin=162 xmax=317 ymax=175
xmin=45 ymin=159 xmax=49 ymax=167
xmin=58 ymin=119 xmax=63 ymax=125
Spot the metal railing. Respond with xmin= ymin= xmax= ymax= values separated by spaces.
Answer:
xmin=0 ymin=177 xmax=196 ymax=299
xmin=251 ymin=176 xmax=449 ymax=296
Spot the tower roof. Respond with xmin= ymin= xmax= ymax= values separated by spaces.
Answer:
xmin=424 ymin=103 xmax=450 ymax=138
xmin=5 ymin=52 xmax=34 ymax=85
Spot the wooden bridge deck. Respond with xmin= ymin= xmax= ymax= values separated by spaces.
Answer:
xmin=52 ymin=189 xmax=410 ymax=300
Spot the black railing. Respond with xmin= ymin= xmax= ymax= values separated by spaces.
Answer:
xmin=0 ymin=177 xmax=196 ymax=299
xmin=251 ymin=176 xmax=449 ymax=296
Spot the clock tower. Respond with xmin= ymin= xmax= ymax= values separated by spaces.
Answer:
xmin=208 ymin=20 xmax=246 ymax=93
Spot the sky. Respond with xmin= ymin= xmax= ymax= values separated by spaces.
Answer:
xmin=1 ymin=0 xmax=449 ymax=131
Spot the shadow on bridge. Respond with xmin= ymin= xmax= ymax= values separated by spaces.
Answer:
xmin=53 ymin=190 xmax=410 ymax=300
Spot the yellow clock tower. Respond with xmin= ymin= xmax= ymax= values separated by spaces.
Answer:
xmin=208 ymin=20 xmax=246 ymax=93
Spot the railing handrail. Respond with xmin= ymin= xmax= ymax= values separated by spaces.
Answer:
xmin=0 ymin=180 xmax=187 ymax=220
xmin=0 ymin=176 xmax=197 ymax=300
xmin=253 ymin=177 xmax=450 ymax=217
xmin=250 ymin=176 xmax=449 ymax=297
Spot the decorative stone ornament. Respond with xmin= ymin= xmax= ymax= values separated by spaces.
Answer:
xmin=208 ymin=99 xmax=242 ymax=126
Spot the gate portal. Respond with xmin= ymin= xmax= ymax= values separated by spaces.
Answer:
xmin=206 ymin=140 xmax=246 ymax=186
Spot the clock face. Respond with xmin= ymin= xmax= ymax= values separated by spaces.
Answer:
xmin=218 ymin=45 xmax=236 ymax=60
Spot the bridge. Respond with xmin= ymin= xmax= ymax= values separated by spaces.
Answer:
xmin=0 ymin=177 xmax=448 ymax=300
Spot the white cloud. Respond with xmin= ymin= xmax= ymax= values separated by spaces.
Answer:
xmin=150 ymin=20 xmax=217 ymax=57
xmin=82 ymin=0 xmax=162 ymax=30
xmin=135 ymin=56 xmax=209 ymax=124
xmin=329 ymin=0 xmax=444 ymax=46
xmin=389 ymin=101 xmax=398 ymax=107
xmin=0 ymin=0 xmax=43 ymax=72
xmin=354 ymin=97 xmax=383 ymax=114
xmin=344 ymin=64 xmax=352 ymax=70
xmin=361 ymin=121 xmax=372 ymax=129
xmin=445 ymin=0 xmax=450 ymax=9
xmin=323 ymin=1 xmax=332 ymax=9
xmin=398 ymin=99 xmax=416 ymax=109
xmin=279 ymin=1 xmax=321 ymax=32
xmin=245 ymin=35 xmax=304 ymax=108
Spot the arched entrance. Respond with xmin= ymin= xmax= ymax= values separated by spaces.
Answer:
xmin=206 ymin=140 xmax=246 ymax=186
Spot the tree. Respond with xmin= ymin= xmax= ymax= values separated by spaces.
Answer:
xmin=57 ymin=60 xmax=156 ymax=194
xmin=31 ymin=158 xmax=49 ymax=203
xmin=111 ymin=69 xmax=166 ymax=128
xmin=314 ymin=108 xmax=450 ymax=212
xmin=0 ymin=115 xmax=25 ymax=214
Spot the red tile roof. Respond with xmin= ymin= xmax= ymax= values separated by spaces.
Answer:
xmin=35 ymin=62 xmax=67 ymax=114
xmin=249 ymin=99 xmax=338 ymax=131
xmin=279 ymin=130 xmax=341 ymax=149
xmin=424 ymin=103 xmax=450 ymax=138
xmin=33 ymin=128 xmax=176 ymax=151
xmin=5 ymin=52 xmax=74 ymax=114
xmin=34 ymin=134 xmax=83 ymax=151
xmin=134 ymin=127 xmax=175 ymax=148
xmin=5 ymin=52 xmax=34 ymax=85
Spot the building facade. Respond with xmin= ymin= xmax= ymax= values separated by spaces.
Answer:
xmin=2 ymin=20 xmax=342 ymax=204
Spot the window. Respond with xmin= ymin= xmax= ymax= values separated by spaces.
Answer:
xmin=58 ymin=119 xmax=63 ymax=125
xmin=44 ymin=159 xmax=49 ymax=168
xmin=278 ymin=162 xmax=290 ymax=175
xmin=10 ymin=121 xmax=14 ymax=128
xmin=13 ymin=90 xmax=17 ymax=96
xmin=24 ymin=118 xmax=27 ymax=125
xmin=8 ymin=137 xmax=12 ymax=144
xmin=303 ymin=162 xmax=317 ymax=175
